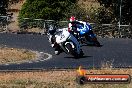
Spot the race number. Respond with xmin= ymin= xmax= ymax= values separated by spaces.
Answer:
xmin=60 ymin=34 xmax=65 ymax=40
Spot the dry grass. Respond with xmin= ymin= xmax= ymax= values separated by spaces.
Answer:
xmin=0 ymin=71 xmax=77 ymax=88
xmin=78 ymin=0 xmax=101 ymax=11
xmin=27 ymin=28 xmax=43 ymax=33
xmin=0 ymin=69 xmax=131 ymax=88
xmin=0 ymin=47 xmax=36 ymax=64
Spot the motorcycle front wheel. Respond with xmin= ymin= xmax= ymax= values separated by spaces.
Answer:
xmin=65 ymin=43 xmax=81 ymax=58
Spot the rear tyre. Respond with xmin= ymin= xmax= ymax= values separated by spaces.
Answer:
xmin=94 ymin=41 xmax=101 ymax=47
xmin=85 ymin=35 xmax=101 ymax=47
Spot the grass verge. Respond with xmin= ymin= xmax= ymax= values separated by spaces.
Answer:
xmin=0 ymin=69 xmax=131 ymax=88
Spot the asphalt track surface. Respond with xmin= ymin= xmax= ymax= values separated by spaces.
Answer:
xmin=0 ymin=33 xmax=132 ymax=70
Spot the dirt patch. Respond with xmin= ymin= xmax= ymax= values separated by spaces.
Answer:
xmin=0 ymin=46 xmax=37 ymax=64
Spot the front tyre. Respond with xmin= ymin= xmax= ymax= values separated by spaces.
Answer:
xmin=65 ymin=43 xmax=80 ymax=58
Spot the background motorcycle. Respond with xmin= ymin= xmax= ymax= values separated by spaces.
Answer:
xmin=72 ymin=22 xmax=101 ymax=47
xmin=48 ymin=25 xmax=84 ymax=58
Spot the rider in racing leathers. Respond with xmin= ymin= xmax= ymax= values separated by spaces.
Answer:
xmin=48 ymin=24 xmax=62 ymax=55
xmin=68 ymin=16 xmax=82 ymax=39
xmin=68 ymin=16 xmax=79 ymax=34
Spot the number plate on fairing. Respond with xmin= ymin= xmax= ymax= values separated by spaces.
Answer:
xmin=56 ymin=30 xmax=70 ymax=44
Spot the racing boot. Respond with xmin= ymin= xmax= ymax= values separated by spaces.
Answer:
xmin=54 ymin=44 xmax=63 ymax=55
xmin=55 ymin=50 xmax=62 ymax=55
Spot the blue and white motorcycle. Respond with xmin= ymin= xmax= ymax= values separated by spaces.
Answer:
xmin=71 ymin=21 xmax=101 ymax=47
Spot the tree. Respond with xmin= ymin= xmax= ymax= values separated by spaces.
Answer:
xmin=0 ymin=0 xmax=8 ymax=15
xmin=97 ymin=0 xmax=132 ymax=24
xmin=19 ymin=0 xmax=78 ymax=21
xmin=0 ymin=0 xmax=19 ymax=15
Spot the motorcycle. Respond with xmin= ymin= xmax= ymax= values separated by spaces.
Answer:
xmin=47 ymin=25 xmax=84 ymax=58
xmin=71 ymin=21 xmax=101 ymax=47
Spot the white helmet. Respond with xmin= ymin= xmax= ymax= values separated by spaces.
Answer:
xmin=48 ymin=25 xmax=56 ymax=35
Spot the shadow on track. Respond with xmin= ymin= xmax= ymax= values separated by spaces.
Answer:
xmin=81 ymin=44 xmax=103 ymax=47
xmin=64 ymin=55 xmax=92 ymax=59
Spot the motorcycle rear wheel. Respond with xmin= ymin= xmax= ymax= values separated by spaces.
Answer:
xmin=94 ymin=41 xmax=101 ymax=47
xmin=85 ymin=35 xmax=101 ymax=47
